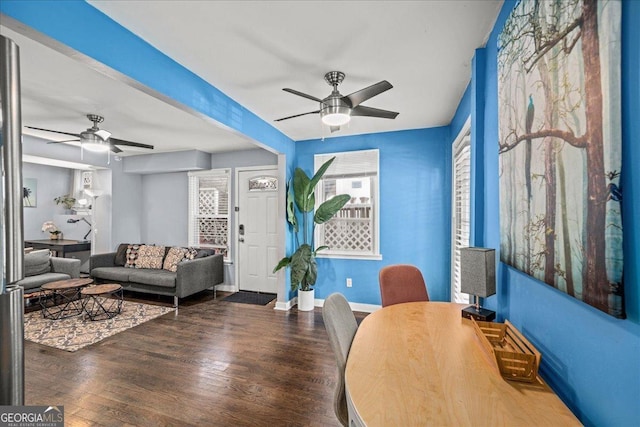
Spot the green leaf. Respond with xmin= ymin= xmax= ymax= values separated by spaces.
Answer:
xmin=293 ymin=168 xmax=312 ymax=212
xmin=314 ymin=194 xmax=351 ymax=224
xmin=273 ymin=257 xmax=291 ymax=273
xmin=286 ymin=185 xmax=298 ymax=233
xmin=290 ymin=244 xmax=313 ymax=290
xmin=314 ymin=246 xmax=329 ymax=254
xmin=309 ymin=156 xmax=335 ymax=193
xmin=302 ymin=256 xmax=317 ymax=291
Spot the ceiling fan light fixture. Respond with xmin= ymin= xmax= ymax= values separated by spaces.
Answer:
xmin=321 ymin=106 xmax=351 ymax=126
xmin=80 ymin=131 xmax=110 ymax=153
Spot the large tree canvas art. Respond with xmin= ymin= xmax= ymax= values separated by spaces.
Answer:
xmin=497 ymin=0 xmax=624 ymax=318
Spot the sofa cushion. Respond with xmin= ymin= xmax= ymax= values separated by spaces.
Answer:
xmin=17 ymin=272 xmax=71 ymax=291
xmin=91 ymin=266 xmax=131 ymax=282
xmin=127 ymin=269 xmax=176 ymax=288
xmin=114 ymin=243 xmax=129 ymax=266
xmin=125 ymin=244 xmax=141 ymax=268
xmin=24 ymin=249 xmax=51 ymax=277
xmin=135 ymin=245 xmax=165 ymax=269
xmin=163 ymin=247 xmax=187 ymax=272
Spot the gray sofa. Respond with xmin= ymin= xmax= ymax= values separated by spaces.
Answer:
xmin=89 ymin=248 xmax=224 ymax=306
xmin=17 ymin=249 xmax=81 ymax=293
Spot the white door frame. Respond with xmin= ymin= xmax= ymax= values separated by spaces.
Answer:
xmin=234 ymin=165 xmax=281 ymax=295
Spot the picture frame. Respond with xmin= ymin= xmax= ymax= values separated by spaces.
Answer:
xmin=23 ymin=178 xmax=37 ymax=208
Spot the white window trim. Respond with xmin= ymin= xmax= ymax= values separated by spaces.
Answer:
xmin=314 ymin=149 xmax=381 ymax=260
xmin=188 ymin=168 xmax=231 ymax=262
xmin=451 ymin=118 xmax=471 ymax=304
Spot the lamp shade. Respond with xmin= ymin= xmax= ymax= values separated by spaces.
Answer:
xmin=460 ymin=247 xmax=496 ymax=298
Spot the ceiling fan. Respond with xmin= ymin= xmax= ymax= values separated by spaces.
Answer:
xmin=275 ymin=71 xmax=399 ymax=133
xmin=26 ymin=114 xmax=154 ymax=153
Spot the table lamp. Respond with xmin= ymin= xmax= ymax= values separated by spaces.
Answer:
xmin=460 ymin=247 xmax=496 ymax=322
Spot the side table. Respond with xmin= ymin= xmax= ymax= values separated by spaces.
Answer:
xmin=81 ymin=284 xmax=124 ymax=321
xmin=40 ymin=278 xmax=93 ymax=319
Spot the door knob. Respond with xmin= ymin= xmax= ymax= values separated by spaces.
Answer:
xmin=239 ymin=237 xmax=245 ymax=243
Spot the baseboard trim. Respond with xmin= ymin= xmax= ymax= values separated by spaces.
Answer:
xmin=214 ymin=285 xmax=237 ymax=293
xmin=273 ymin=297 xmax=381 ymax=313
xmin=314 ymin=298 xmax=380 ymax=313
xmin=274 ymin=297 xmax=296 ymax=311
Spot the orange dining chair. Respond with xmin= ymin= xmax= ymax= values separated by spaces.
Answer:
xmin=379 ymin=264 xmax=430 ymax=307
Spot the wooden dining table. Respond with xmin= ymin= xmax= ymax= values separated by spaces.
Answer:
xmin=345 ymin=302 xmax=581 ymax=426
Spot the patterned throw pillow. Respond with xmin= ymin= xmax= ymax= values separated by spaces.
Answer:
xmin=163 ymin=247 xmax=188 ymax=272
xmin=135 ymin=245 xmax=166 ymax=269
xmin=125 ymin=244 xmax=141 ymax=268
xmin=183 ymin=247 xmax=199 ymax=261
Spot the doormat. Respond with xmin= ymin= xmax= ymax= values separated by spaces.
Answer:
xmin=223 ymin=291 xmax=276 ymax=306
xmin=24 ymin=299 xmax=175 ymax=352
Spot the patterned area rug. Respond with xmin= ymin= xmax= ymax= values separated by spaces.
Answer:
xmin=24 ymin=299 xmax=175 ymax=352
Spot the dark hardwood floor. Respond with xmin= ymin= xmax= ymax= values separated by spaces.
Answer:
xmin=24 ymin=291 xmax=368 ymax=426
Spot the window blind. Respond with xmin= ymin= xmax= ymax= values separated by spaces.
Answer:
xmin=452 ymin=136 xmax=471 ymax=303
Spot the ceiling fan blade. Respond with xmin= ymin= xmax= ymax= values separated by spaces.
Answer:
xmin=46 ymin=139 xmax=80 ymax=144
xmin=110 ymin=145 xmax=123 ymax=153
xmin=330 ymin=126 xmax=340 ymax=133
xmin=344 ymin=81 xmax=393 ymax=108
xmin=275 ymin=110 xmax=321 ymax=122
xmin=351 ymin=105 xmax=399 ymax=119
xmin=109 ymin=137 xmax=154 ymax=150
xmin=283 ymin=88 xmax=325 ymax=104
xmin=25 ymin=126 xmax=81 ymax=138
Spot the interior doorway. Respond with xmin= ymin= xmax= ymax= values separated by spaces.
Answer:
xmin=236 ymin=167 xmax=279 ymax=293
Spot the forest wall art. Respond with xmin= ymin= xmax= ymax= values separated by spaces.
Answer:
xmin=497 ymin=0 xmax=624 ymax=318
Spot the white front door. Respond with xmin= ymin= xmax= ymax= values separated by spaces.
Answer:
xmin=238 ymin=168 xmax=279 ymax=293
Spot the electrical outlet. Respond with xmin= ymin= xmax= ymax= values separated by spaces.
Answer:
xmin=346 ymin=278 xmax=352 ymax=287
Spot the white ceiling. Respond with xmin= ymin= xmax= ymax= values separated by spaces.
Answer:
xmin=1 ymin=1 xmax=502 ymax=156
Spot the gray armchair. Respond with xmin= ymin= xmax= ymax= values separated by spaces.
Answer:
xmin=16 ymin=249 xmax=81 ymax=293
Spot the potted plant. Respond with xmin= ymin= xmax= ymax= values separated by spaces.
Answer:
xmin=54 ymin=194 xmax=76 ymax=211
xmin=273 ymin=157 xmax=350 ymax=311
xmin=42 ymin=221 xmax=62 ymax=240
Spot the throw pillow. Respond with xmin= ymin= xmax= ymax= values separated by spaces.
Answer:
xmin=135 ymin=244 xmax=166 ymax=269
xmin=114 ymin=243 xmax=129 ymax=266
xmin=125 ymin=244 xmax=141 ymax=268
xmin=24 ymin=249 xmax=50 ymax=277
xmin=195 ymin=248 xmax=216 ymax=258
xmin=183 ymin=247 xmax=199 ymax=261
xmin=163 ymin=247 xmax=188 ymax=272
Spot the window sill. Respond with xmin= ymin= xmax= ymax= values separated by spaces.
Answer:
xmin=317 ymin=253 xmax=382 ymax=261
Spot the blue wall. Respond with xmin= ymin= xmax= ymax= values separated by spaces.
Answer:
xmin=296 ymin=128 xmax=451 ymax=304
xmin=449 ymin=1 xmax=640 ymax=425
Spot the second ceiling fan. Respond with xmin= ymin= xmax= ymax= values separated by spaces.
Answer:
xmin=26 ymin=114 xmax=154 ymax=154
xmin=275 ymin=71 xmax=399 ymax=132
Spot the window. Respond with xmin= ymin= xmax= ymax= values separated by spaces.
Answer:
xmin=314 ymin=149 xmax=380 ymax=259
xmin=188 ymin=169 xmax=230 ymax=261
xmin=451 ymin=127 xmax=471 ymax=303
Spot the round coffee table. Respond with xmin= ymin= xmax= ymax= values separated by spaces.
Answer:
xmin=81 ymin=283 xmax=124 ymax=321
xmin=40 ymin=278 xmax=93 ymax=319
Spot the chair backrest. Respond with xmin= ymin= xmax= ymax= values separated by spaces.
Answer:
xmin=379 ymin=264 xmax=429 ymax=307
xmin=323 ymin=292 xmax=358 ymax=427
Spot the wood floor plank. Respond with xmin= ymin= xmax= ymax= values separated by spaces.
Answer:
xmin=24 ymin=291 xmax=367 ymax=426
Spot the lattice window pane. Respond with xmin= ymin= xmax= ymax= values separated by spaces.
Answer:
xmin=314 ymin=150 xmax=379 ymax=257
xmin=188 ymin=169 xmax=231 ymax=261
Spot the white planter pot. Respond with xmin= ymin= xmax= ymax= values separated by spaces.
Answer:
xmin=297 ymin=289 xmax=315 ymax=311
